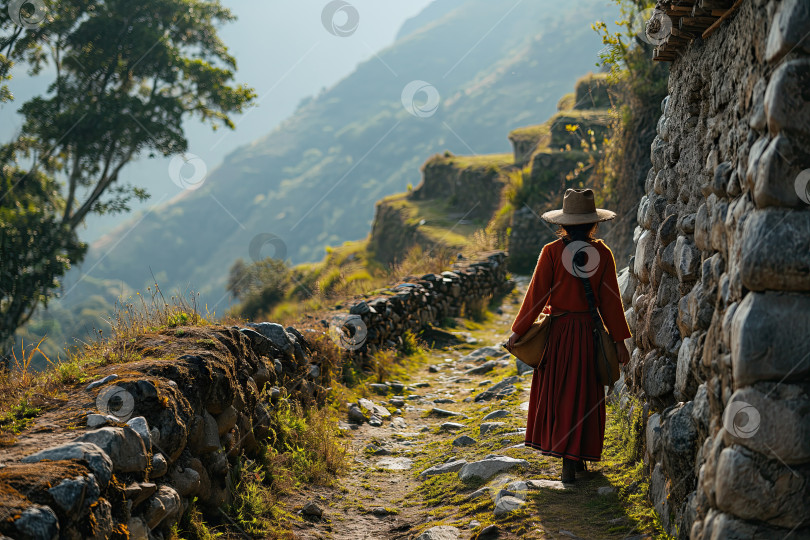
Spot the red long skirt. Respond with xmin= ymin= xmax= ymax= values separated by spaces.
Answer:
xmin=524 ymin=312 xmax=606 ymax=461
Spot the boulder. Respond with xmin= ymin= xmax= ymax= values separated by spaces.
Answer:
xmin=674 ymin=235 xmax=700 ymax=282
xmin=479 ymin=422 xmax=506 ymax=436
xmin=634 ymin=230 xmax=655 ymax=284
xmin=302 ymin=500 xmax=324 ymax=518
xmin=126 ymin=416 xmax=152 ymax=453
xmin=151 ymin=453 xmax=168 ymax=478
xmin=22 ymin=442 xmax=113 ymax=488
xmin=47 ymin=475 xmax=99 ymax=515
xmin=474 ymin=376 xmax=520 ymax=402
xmin=494 ymin=495 xmax=525 ymax=516
xmin=642 ymin=355 xmax=676 ymax=398
xmin=722 ymin=384 xmax=810 ymax=464
xmin=170 ymin=465 xmax=202 ymax=497
xmin=740 ymin=209 xmax=810 ymax=292
xmin=14 ymin=505 xmax=60 ymax=540
xmin=430 ymin=407 xmax=465 ymax=418
xmin=731 ymin=292 xmax=810 ymax=386
xmin=482 ymin=410 xmax=510 ymax=421
xmin=714 ymin=446 xmax=809 ymax=529
xmin=199 ymin=411 xmax=220 ymax=453
xmin=416 ymin=526 xmax=460 ymax=540
xmin=246 ymin=322 xmax=294 ymax=355
xmin=419 ymin=459 xmax=467 ymax=479
xmin=452 ymin=435 xmax=476 ymax=447
xmin=144 ymin=485 xmax=182 ymax=530
xmin=466 ymin=361 xmax=496 ymax=375
xmin=675 ymin=336 xmax=697 ymax=401
xmin=754 ymin=134 xmax=810 ymax=208
xmin=215 ymin=406 xmax=238 ymax=437
xmin=74 ymin=426 xmax=148 ymax=473
xmin=660 ymin=402 xmax=698 ymax=501
xmin=764 ymin=58 xmax=810 ymax=138
xmin=458 ymin=456 xmax=529 ymax=482
xmin=766 ymin=0 xmax=810 ymax=62
xmin=127 ymin=517 xmax=149 ymax=540
xmin=358 ymin=398 xmax=391 ymax=418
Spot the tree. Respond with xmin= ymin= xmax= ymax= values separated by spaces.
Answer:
xmin=226 ymin=257 xmax=291 ymax=320
xmin=0 ymin=0 xmax=256 ymax=350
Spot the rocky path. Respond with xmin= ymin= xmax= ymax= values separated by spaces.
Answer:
xmin=290 ymin=279 xmax=654 ymax=540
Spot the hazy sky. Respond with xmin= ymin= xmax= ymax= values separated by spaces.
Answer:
xmin=0 ymin=0 xmax=434 ymax=242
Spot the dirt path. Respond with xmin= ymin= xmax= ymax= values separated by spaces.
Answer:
xmin=291 ymin=279 xmax=653 ymax=540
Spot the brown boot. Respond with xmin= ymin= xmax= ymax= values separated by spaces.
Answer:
xmin=561 ymin=458 xmax=576 ymax=483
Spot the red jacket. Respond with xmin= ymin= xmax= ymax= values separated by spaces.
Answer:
xmin=511 ymin=238 xmax=632 ymax=341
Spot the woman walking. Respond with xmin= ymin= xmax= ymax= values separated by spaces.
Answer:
xmin=506 ymin=189 xmax=631 ymax=483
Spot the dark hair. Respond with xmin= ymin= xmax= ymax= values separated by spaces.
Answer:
xmin=556 ymin=222 xmax=598 ymax=242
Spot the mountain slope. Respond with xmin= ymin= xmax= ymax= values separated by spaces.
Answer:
xmin=36 ymin=0 xmax=618 ymax=353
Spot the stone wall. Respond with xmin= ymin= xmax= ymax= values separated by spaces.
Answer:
xmin=342 ymin=252 xmax=509 ymax=356
xmin=0 ymin=252 xmax=509 ymax=539
xmin=618 ymin=1 xmax=810 ymax=538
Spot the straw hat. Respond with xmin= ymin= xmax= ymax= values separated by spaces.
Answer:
xmin=541 ymin=188 xmax=616 ymax=225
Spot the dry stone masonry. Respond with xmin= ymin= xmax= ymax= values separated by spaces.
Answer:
xmin=0 ymin=253 xmax=508 ymax=539
xmin=619 ymin=1 xmax=810 ymax=538
xmin=342 ymin=252 xmax=509 ymax=356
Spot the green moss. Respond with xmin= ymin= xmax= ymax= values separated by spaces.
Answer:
xmin=557 ymin=92 xmax=576 ymax=111
xmin=0 ymin=399 xmax=41 ymax=434
xmin=508 ymin=124 xmax=550 ymax=145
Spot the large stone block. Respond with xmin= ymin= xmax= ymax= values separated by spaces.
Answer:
xmin=643 ymin=354 xmax=676 ymax=398
xmin=731 ymin=292 xmax=810 ymax=387
xmin=740 ymin=209 xmax=810 ymax=291
xmin=756 ymin=133 xmax=810 ymax=209
xmin=675 ymin=336 xmax=698 ymax=401
xmin=675 ymin=235 xmax=700 ymax=282
xmin=75 ymin=426 xmax=148 ymax=473
xmin=634 ymin=230 xmax=655 ymax=284
xmin=697 ymin=508 xmax=810 ymax=540
xmin=660 ymin=401 xmax=698 ymax=501
xmin=765 ymin=58 xmax=810 ymax=138
xmin=715 ymin=446 xmax=809 ymax=529
xmin=650 ymin=303 xmax=680 ymax=356
xmin=723 ymin=384 xmax=810 ymax=465
xmin=766 ymin=0 xmax=810 ymax=63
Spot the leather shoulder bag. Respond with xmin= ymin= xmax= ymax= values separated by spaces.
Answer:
xmin=503 ymin=247 xmax=559 ymax=369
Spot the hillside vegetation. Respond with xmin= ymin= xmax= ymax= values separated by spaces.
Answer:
xmin=15 ymin=0 xmax=619 ymax=365
xmin=228 ymin=72 xmax=615 ymax=321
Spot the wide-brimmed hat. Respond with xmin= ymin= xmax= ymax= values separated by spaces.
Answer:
xmin=541 ymin=188 xmax=616 ymax=225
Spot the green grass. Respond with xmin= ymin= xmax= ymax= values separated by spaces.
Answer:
xmin=0 ymin=399 xmax=42 ymax=434
xmin=508 ymin=124 xmax=551 ymax=144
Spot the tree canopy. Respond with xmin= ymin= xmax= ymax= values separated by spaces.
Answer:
xmin=0 ymin=0 xmax=255 ymax=351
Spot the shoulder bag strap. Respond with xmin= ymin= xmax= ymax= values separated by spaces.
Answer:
xmin=562 ymin=238 xmax=609 ymax=364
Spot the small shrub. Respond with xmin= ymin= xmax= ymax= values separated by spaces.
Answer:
xmin=167 ymin=311 xmax=190 ymax=328
xmin=400 ymin=329 xmax=422 ymax=356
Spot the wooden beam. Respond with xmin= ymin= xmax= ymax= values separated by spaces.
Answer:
xmin=702 ymin=0 xmax=744 ymax=39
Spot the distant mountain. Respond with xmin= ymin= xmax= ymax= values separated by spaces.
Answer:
xmin=26 ymin=0 xmax=618 ymax=358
